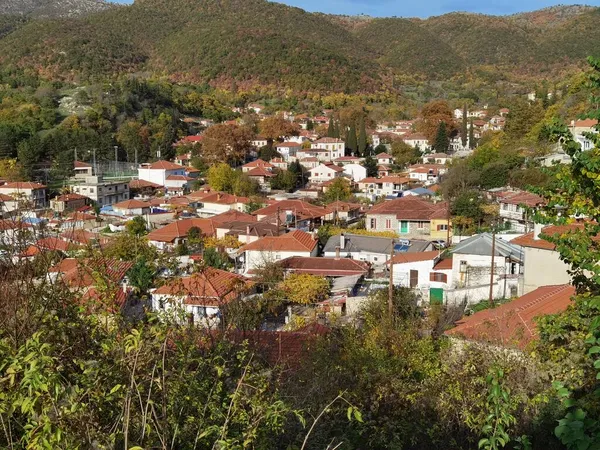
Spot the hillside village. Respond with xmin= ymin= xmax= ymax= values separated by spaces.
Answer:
xmin=1 ymin=100 xmax=596 ymax=343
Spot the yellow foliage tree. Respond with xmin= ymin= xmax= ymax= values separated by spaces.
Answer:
xmin=279 ymin=274 xmax=330 ymax=305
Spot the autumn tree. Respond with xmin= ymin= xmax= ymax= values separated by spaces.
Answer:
xmin=202 ymin=123 xmax=254 ymax=164
xmin=419 ymin=100 xmax=456 ymax=143
xmin=504 ymin=99 xmax=544 ymax=141
xmin=259 ymin=116 xmax=299 ymax=146
xmin=279 ymin=273 xmax=330 ymax=304
xmin=323 ymin=177 xmax=352 ymax=203
xmin=391 ymin=140 xmax=420 ymax=168
xmin=117 ymin=120 xmax=151 ymax=163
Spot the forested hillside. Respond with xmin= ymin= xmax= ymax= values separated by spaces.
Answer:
xmin=0 ymin=1 xmax=599 ymax=91
xmin=0 ymin=0 xmax=113 ymax=18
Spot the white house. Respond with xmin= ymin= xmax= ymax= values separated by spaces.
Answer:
xmin=138 ymin=160 xmax=187 ymax=187
xmin=402 ymin=133 xmax=430 ymax=151
xmin=375 ymin=152 xmax=393 ymax=165
xmin=112 ymin=199 xmax=151 ymax=217
xmin=388 ymin=250 xmax=451 ymax=292
xmin=152 ymin=268 xmax=252 ymax=327
xmin=422 ymin=153 xmax=452 ymax=165
xmin=237 ymin=230 xmax=319 ymax=274
xmin=251 ymin=137 xmax=268 ymax=148
xmin=343 ymin=164 xmax=367 ymax=183
xmin=0 ymin=182 xmax=47 ymax=209
xmin=357 ymin=176 xmax=410 ymax=198
xmin=308 ymin=163 xmax=345 ymax=183
xmin=274 ymin=142 xmax=302 ymax=161
xmin=323 ymin=234 xmax=395 ymax=269
xmin=69 ymin=176 xmax=130 ymax=207
xmin=311 ymin=138 xmax=345 ymax=160
xmin=188 ymin=191 xmax=250 ymax=217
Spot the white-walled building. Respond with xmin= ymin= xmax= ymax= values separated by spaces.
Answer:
xmin=138 ymin=160 xmax=187 ymax=187
xmin=0 ymin=182 xmax=47 ymax=209
xmin=311 ymin=138 xmax=345 ymax=160
xmin=69 ymin=176 xmax=129 ymax=207
xmin=308 ymin=163 xmax=345 ymax=183
xmin=343 ymin=164 xmax=367 ymax=182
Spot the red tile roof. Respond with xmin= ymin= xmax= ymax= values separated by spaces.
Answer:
xmin=147 ymin=160 xmax=185 ymax=170
xmin=368 ymin=197 xmax=448 ymax=220
xmin=74 ymin=160 xmax=92 ymax=168
xmin=0 ymin=193 xmax=14 ymax=201
xmin=129 ymin=179 xmax=162 ymax=189
xmin=166 ymin=175 xmax=194 ymax=181
xmin=433 ymin=258 xmax=453 ymax=270
xmin=51 ymin=258 xmax=133 ymax=289
xmin=239 ymin=230 xmax=317 ymax=253
xmin=113 ymin=199 xmax=151 ymax=210
xmin=253 ymin=199 xmax=327 ymax=221
xmin=212 ymin=209 xmax=257 ymax=224
xmin=247 ymin=167 xmax=277 ymax=178
xmin=572 ymin=119 xmax=598 ymax=128
xmin=376 ymin=152 xmax=392 ymax=158
xmin=0 ymin=219 xmax=31 ymax=230
xmin=147 ymin=218 xmax=216 ymax=243
xmin=275 ymin=142 xmax=302 ymax=147
xmin=197 ymin=192 xmax=250 ymax=205
xmin=446 ymin=285 xmax=575 ymax=349
xmin=0 ymin=182 xmax=46 ymax=190
xmin=243 ymin=159 xmax=274 ymax=169
xmin=154 ymin=268 xmax=250 ymax=305
xmin=496 ymin=191 xmax=545 ymax=208
xmin=510 ymin=224 xmax=585 ymax=250
xmin=279 ymin=256 xmax=369 ymax=276
xmin=325 ymin=200 xmax=362 ymax=214
xmin=53 ymin=193 xmax=88 ymax=202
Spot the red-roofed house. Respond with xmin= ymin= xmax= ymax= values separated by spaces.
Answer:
xmin=366 ymin=196 xmax=450 ymax=240
xmin=494 ymin=190 xmax=545 ymax=232
xmin=279 ymin=256 xmax=370 ymax=278
xmin=242 ymin=159 xmax=274 ymax=173
xmin=446 ymin=284 xmax=575 ymax=349
xmin=357 ymin=176 xmax=411 ymax=197
xmin=193 ymin=192 xmax=250 ymax=217
xmin=73 ymin=161 xmax=93 ymax=178
xmin=147 ymin=218 xmax=217 ymax=250
xmin=237 ymin=230 xmax=319 ymax=273
xmin=151 ymin=268 xmax=252 ymax=327
xmin=388 ymin=250 xmax=452 ymax=292
xmin=375 ymin=152 xmax=393 ymax=165
xmin=0 ymin=193 xmax=18 ymax=215
xmin=407 ymin=164 xmax=447 ymax=184
xmin=50 ymin=193 xmax=88 ymax=213
xmin=112 ymin=199 xmax=152 ymax=216
xmin=246 ymin=167 xmax=277 ymax=188
xmin=0 ymin=182 xmax=47 ymax=209
xmin=138 ymin=160 xmax=187 ymax=189
xmin=253 ymin=199 xmax=328 ymax=230
xmin=311 ymin=138 xmax=345 ymax=160
xmin=274 ymin=142 xmax=302 ymax=160
xmin=308 ymin=163 xmax=344 ymax=183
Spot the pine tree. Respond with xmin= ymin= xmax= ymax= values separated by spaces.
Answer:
xmin=362 ymin=155 xmax=378 ymax=177
xmin=333 ymin=121 xmax=340 ymax=139
xmin=468 ymin=118 xmax=475 ymax=149
xmin=358 ymin=115 xmax=367 ymax=157
xmin=433 ymin=122 xmax=449 ymax=153
xmin=461 ymin=104 xmax=468 ymax=147
xmin=17 ymin=136 xmax=43 ymax=181
xmin=347 ymin=122 xmax=358 ymax=155
xmin=327 ymin=118 xmax=334 ymax=137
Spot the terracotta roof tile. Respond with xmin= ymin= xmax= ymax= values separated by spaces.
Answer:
xmin=147 ymin=160 xmax=185 ymax=170
xmin=238 ymin=230 xmax=317 ymax=253
xmin=279 ymin=256 xmax=369 ymax=276
xmin=388 ymin=250 xmax=441 ymax=265
xmin=147 ymin=218 xmax=216 ymax=243
xmin=113 ymin=199 xmax=151 ymax=210
xmin=446 ymin=285 xmax=575 ymax=349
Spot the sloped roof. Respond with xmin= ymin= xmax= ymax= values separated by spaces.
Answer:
xmin=238 ymin=230 xmax=317 ymax=253
xmin=0 ymin=182 xmax=46 ymax=190
xmin=247 ymin=167 xmax=276 ymax=178
xmin=147 ymin=160 xmax=185 ymax=170
xmin=166 ymin=175 xmax=194 ymax=181
xmin=129 ymin=179 xmax=162 ymax=189
xmin=197 ymin=192 xmax=250 ymax=205
xmin=446 ymin=284 xmax=575 ymax=349
xmin=253 ymin=199 xmax=327 ymax=221
xmin=510 ymin=224 xmax=585 ymax=251
xmin=154 ymin=268 xmax=250 ymax=306
xmin=314 ymin=138 xmax=344 ymax=144
xmin=113 ymin=199 xmax=151 ymax=210
xmin=50 ymin=257 xmax=133 ymax=289
xmin=147 ymin=218 xmax=216 ymax=243
xmin=375 ymin=152 xmax=392 ymax=158
xmin=325 ymin=200 xmax=362 ymax=214
xmin=212 ymin=209 xmax=257 ymax=224
xmin=368 ymin=197 xmax=448 ymax=220
xmin=74 ymin=160 xmax=92 ymax=168
xmin=243 ymin=159 xmax=274 ymax=169
xmin=0 ymin=193 xmax=14 ymax=201
xmin=452 ymin=233 xmax=523 ymax=261
xmin=279 ymin=256 xmax=369 ymax=277
xmin=323 ymin=233 xmax=393 ymax=255
xmin=496 ymin=190 xmax=545 ymax=208
xmin=53 ymin=193 xmax=88 ymax=202
xmin=389 ymin=250 xmax=440 ymax=265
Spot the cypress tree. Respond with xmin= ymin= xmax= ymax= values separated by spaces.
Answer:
xmin=433 ymin=122 xmax=449 ymax=153
xmin=461 ymin=104 xmax=468 ymax=147
xmin=333 ymin=121 xmax=340 ymax=139
xmin=358 ymin=116 xmax=367 ymax=157
xmin=468 ymin=118 xmax=475 ymax=149
xmin=347 ymin=122 xmax=358 ymax=155
xmin=327 ymin=118 xmax=334 ymax=137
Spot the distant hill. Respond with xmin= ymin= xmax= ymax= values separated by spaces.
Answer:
xmin=0 ymin=1 xmax=599 ymax=91
xmin=0 ymin=0 xmax=114 ymax=18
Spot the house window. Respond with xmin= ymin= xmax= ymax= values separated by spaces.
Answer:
xmin=459 ymin=260 xmax=468 ymax=273
xmin=437 ymin=224 xmax=448 ymax=231
xmin=158 ymin=298 xmax=165 ymax=309
xmin=193 ymin=306 xmax=207 ymax=317
xmin=430 ymin=272 xmax=448 ymax=283
xmin=417 ymin=221 xmax=425 ymax=229
xmin=385 ymin=219 xmax=391 ymax=229
xmin=370 ymin=218 xmax=377 ymax=229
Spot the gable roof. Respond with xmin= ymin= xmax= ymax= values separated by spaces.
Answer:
xmin=0 ymin=193 xmax=15 ymax=202
xmin=279 ymin=256 xmax=370 ymax=277
xmin=247 ymin=167 xmax=277 ymax=178
xmin=368 ymin=197 xmax=448 ymax=220
xmin=253 ymin=199 xmax=327 ymax=221
xmin=325 ymin=200 xmax=362 ymax=214
xmin=452 ymin=233 xmax=523 ymax=261
xmin=238 ymin=230 xmax=317 ymax=253
xmin=323 ymin=233 xmax=393 ymax=255
xmin=147 ymin=218 xmax=217 ymax=243
xmin=147 ymin=160 xmax=185 ymax=170
xmin=310 ymin=163 xmax=344 ymax=173
xmin=510 ymin=224 xmax=586 ymax=251
xmin=446 ymin=284 xmax=575 ymax=349
xmin=243 ymin=159 xmax=274 ymax=169
xmin=154 ymin=268 xmax=250 ymax=305
xmin=0 ymin=182 xmax=46 ymax=190
xmin=389 ymin=250 xmax=441 ymax=265
xmin=129 ymin=179 xmax=163 ymax=189
xmin=50 ymin=257 xmax=133 ymax=289
xmin=212 ymin=209 xmax=257 ymax=224
xmin=53 ymin=193 xmax=88 ymax=202
xmin=74 ymin=160 xmax=92 ymax=168
xmin=496 ymin=190 xmax=545 ymax=208
xmin=113 ymin=199 xmax=151 ymax=210
xmin=166 ymin=174 xmax=194 ymax=181
xmin=375 ymin=152 xmax=392 ymax=158
xmin=198 ymin=192 xmax=250 ymax=205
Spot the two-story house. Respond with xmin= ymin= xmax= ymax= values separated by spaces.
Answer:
xmin=0 ymin=182 xmax=47 ymax=209
xmin=138 ymin=160 xmax=188 ymax=190
xmin=69 ymin=176 xmax=130 ymax=207
xmin=311 ymin=138 xmax=345 ymax=160
xmin=274 ymin=142 xmax=302 ymax=161
xmin=357 ymin=176 xmax=410 ymax=198
xmin=237 ymin=230 xmax=319 ymax=274
xmin=366 ymin=196 xmax=450 ymax=240
xmin=308 ymin=163 xmax=345 ymax=183
xmin=495 ymin=190 xmax=545 ymax=232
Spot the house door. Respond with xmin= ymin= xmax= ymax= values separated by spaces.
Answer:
xmin=430 ymin=288 xmax=444 ymax=305
xmin=409 ymin=270 xmax=418 ymax=288
xmin=400 ymin=221 xmax=409 ymax=234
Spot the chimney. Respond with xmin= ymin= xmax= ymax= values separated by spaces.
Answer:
xmin=335 ymin=246 xmax=340 ymax=259
xmin=533 ymin=223 xmax=544 ymax=240
xmin=340 ymin=233 xmax=345 ymax=249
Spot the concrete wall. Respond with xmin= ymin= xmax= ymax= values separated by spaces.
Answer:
xmin=522 ymin=247 xmax=571 ymax=293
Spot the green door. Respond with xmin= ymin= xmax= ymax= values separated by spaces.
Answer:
xmin=400 ymin=221 xmax=408 ymax=234
xmin=430 ymin=288 xmax=444 ymax=305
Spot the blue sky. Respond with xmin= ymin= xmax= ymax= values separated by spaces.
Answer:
xmin=113 ymin=0 xmax=600 ymax=18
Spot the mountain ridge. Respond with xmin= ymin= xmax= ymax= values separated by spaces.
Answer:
xmin=0 ymin=1 xmax=599 ymax=91
xmin=0 ymin=0 xmax=115 ymax=18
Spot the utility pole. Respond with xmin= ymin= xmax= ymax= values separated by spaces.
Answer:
xmin=74 ymin=148 xmax=78 ymax=163
xmin=446 ymin=197 xmax=451 ymax=245
xmin=388 ymin=239 xmax=395 ymax=319
xmin=489 ymin=223 xmax=496 ymax=306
